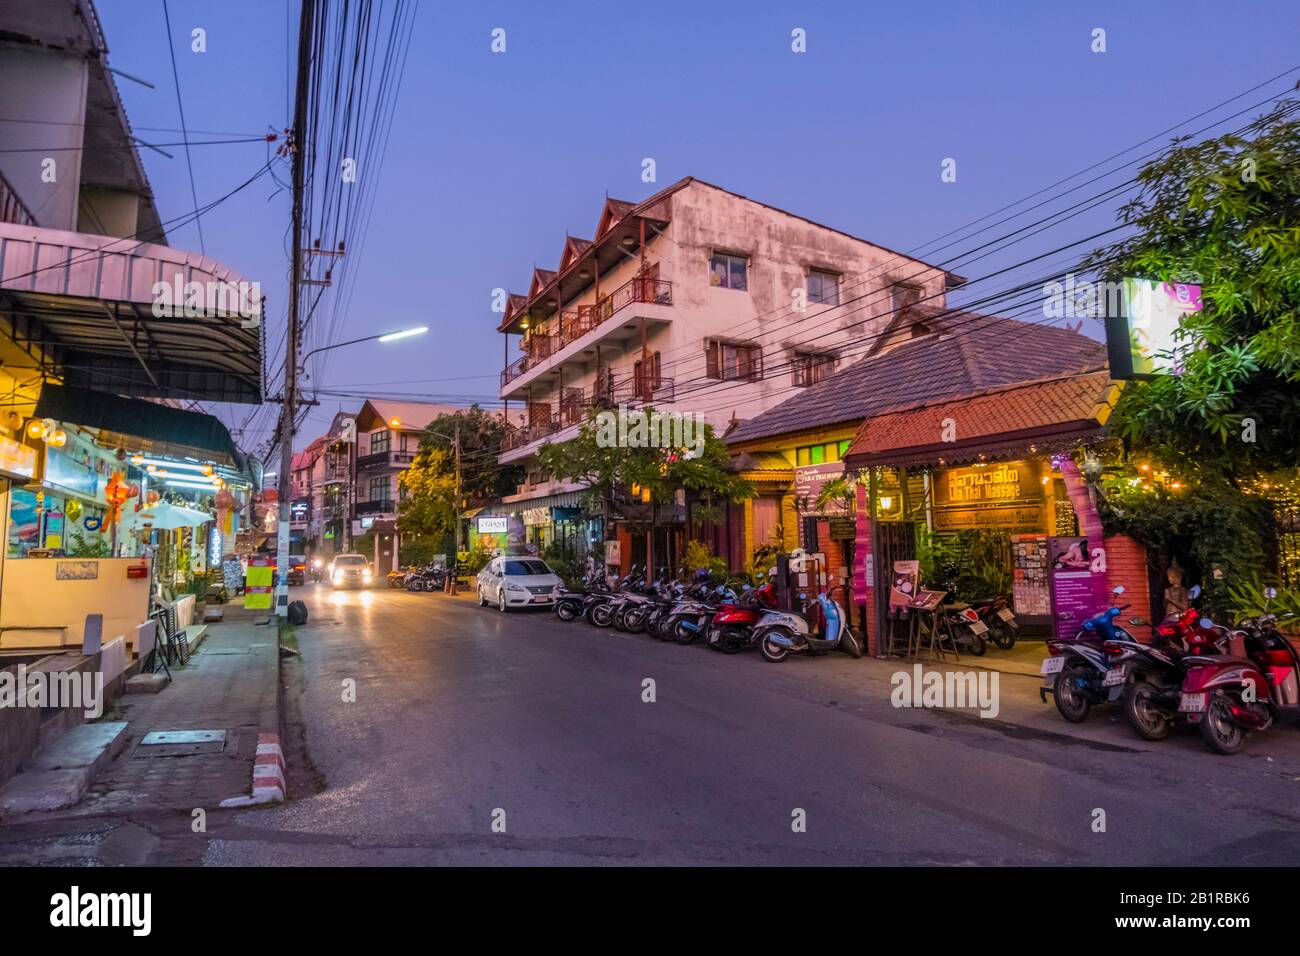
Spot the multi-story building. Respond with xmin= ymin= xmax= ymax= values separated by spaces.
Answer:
xmin=493 ymin=177 xmax=962 ymax=570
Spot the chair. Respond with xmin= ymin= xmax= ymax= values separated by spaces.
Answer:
xmin=136 ymin=619 xmax=170 ymax=681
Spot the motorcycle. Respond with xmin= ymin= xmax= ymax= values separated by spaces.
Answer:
xmin=673 ymin=580 xmax=742 ymax=644
xmin=702 ymin=582 xmax=772 ymax=653
xmin=310 ymin=558 xmax=325 ymax=583
xmin=756 ymin=588 xmax=862 ymax=663
xmin=1039 ymin=586 xmax=1144 ymax=723
xmin=405 ymin=563 xmax=448 ymax=592
xmin=388 ymin=566 xmax=417 ymax=589
xmin=555 ymin=570 xmax=607 ymax=622
xmin=941 ymin=602 xmax=990 ymax=656
xmin=969 ymin=595 xmax=1019 ymax=650
xmin=1178 ymin=612 xmax=1300 ymax=754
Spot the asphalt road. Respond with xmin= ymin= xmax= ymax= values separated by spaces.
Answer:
xmin=203 ymin=584 xmax=1300 ymax=866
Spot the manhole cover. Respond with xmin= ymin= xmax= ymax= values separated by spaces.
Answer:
xmin=134 ymin=729 xmax=227 ymax=758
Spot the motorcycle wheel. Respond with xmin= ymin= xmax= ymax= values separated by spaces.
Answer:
xmin=967 ymin=634 xmax=986 ymax=656
xmin=718 ymin=625 xmax=746 ymax=654
xmin=1053 ymin=664 xmax=1092 ymax=723
xmin=555 ymin=602 xmax=577 ymax=622
xmin=625 ymin=608 xmax=647 ymax=634
xmin=590 ymin=604 xmax=613 ymax=628
xmin=841 ymin=628 xmax=863 ymax=659
xmin=409 ymin=578 xmax=424 ymax=592
xmin=612 ymin=607 xmax=629 ymax=631
xmin=1199 ymin=692 xmax=1246 ymax=755
xmin=673 ymin=617 xmax=698 ymax=645
xmin=1123 ymin=681 xmax=1171 ymax=741
xmin=759 ymin=629 xmax=792 ymax=663
xmin=992 ymin=624 xmax=1016 ymax=650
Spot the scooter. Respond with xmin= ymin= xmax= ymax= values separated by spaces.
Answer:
xmin=1178 ymin=612 xmax=1300 ymax=754
xmin=756 ymin=589 xmax=863 ymax=663
xmin=388 ymin=566 xmax=416 ymax=589
xmin=941 ymin=602 xmax=990 ymax=656
xmin=703 ymin=581 xmax=774 ymax=653
xmin=1039 ymin=586 xmax=1143 ymax=723
xmin=310 ymin=558 xmax=324 ymax=583
xmin=970 ymin=595 xmax=1019 ymax=650
xmin=673 ymin=580 xmax=742 ymax=644
xmin=405 ymin=563 xmax=447 ymax=592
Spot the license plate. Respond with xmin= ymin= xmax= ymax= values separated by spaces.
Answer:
xmin=708 ymin=629 xmax=719 ymax=644
xmin=1103 ymin=666 xmax=1126 ymax=687
xmin=1179 ymin=692 xmax=1207 ymax=713
xmin=1041 ymin=656 xmax=1066 ymax=676
xmin=969 ymin=620 xmax=988 ymax=635
xmin=997 ymin=607 xmax=1015 ymax=622
xmin=531 ymin=596 xmax=550 ymax=603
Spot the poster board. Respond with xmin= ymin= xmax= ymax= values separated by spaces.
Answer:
xmin=1048 ymin=535 xmax=1099 ymax=638
xmin=889 ymin=560 xmax=920 ymax=610
xmin=1010 ymin=534 xmax=1051 ymax=616
xmin=245 ymin=555 xmax=273 ymax=610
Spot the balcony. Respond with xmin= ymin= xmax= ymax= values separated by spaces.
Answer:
xmin=499 ymin=377 xmax=675 ymax=456
xmin=355 ymin=499 xmax=395 ymax=516
xmin=500 ymin=273 xmax=673 ymax=392
xmin=356 ymin=449 xmax=416 ymax=471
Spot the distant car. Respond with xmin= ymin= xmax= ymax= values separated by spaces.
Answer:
xmin=287 ymin=554 xmax=307 ymax=586
xmin=329 ymin=553 xmax=373 ymax=589
xmin=477 ymin=557 xmax=563 ymax=612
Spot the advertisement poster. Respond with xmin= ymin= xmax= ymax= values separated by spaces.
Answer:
xmin=889 ymin=559 xmax=920 ymax=610
xmin=1049 ymin=535 xmax=1099 ymax=638
xmin=1010 ymin=534 xmax=1051 ymax=616
xmin=245 ymin=555 xmax=273 ymax=610
xmin=794 ymin=461 xmax=846 ymax=515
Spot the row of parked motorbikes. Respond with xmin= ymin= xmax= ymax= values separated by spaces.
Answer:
xmin=553 ymin=565 xmax=863 ymax=663
xmin=1041 ymin=585 xmax=1300 ymax=754
xmin=386 ymin=563 xmax=449 ymax=592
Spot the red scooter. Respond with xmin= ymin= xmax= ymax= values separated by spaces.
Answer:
xmin=706 ymin=581 xmax=776 ymax=654
xmin=1178 ymin=613 xmax=1300 ymax=754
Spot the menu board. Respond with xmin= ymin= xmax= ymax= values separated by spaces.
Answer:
xmin=1010 ymin=534 xmax=1051 ymax=616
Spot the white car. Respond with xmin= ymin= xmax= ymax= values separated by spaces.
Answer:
xmin=477 ymin=557 xmax=563 ymax=612
xmin=329 ymin=553 xmax=373 ymax=589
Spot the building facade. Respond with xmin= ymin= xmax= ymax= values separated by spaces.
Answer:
xmin=494 ymin=177 xmax=962 ymax=571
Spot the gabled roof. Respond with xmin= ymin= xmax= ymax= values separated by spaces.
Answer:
xmin=355 ymin=399 xmax=464 ymax=433
xmin=559 ymin=236 xmax=592 ymax=271
xmin=845 ymin=371 xmax=1119 ymax=468
xmin=725 ymin=313 xmax=1107 ymax=447
xmin=596 ymin=198 xmax=637 ymax=237
xmin=528 ymin=269 xmax=557 ymax=298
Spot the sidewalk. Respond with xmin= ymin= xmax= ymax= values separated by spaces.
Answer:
xmin=76 ymin=603 xmax=282 ymax=814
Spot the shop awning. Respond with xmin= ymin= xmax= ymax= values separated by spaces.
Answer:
xmin=34 ymin=383 xmax=240 ymax=464
xmin=844 ymin=372 xmax=1120 ymax=469
xmin=0 ymin=221 xmax=263 ymax=403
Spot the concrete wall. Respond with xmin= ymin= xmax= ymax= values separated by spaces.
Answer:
xmin=0 ymin=557 xmax=152 ymax=653
xmin=0 ymin=43 xmax=88 ymax=231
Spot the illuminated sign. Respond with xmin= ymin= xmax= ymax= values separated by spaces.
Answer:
xmin=1107 ymin=278 xmax=1203 ymax=379
xmin=933 ymin=461 xmax=1045 ymax=532
xmin=477 ymin=516 xmax=509 ymax=534
xmin=0 ymin=434 xmax=36 ymax=481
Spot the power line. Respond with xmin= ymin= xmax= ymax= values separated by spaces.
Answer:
xmin=161 ymin=0 xmax=204 ymax=254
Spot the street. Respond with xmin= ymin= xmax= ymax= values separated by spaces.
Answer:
xmin=199 ymin=585 xmax=1300 ymax=866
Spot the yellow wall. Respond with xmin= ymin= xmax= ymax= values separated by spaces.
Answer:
xmin=0 ymin=557 xmax=152 ymax=652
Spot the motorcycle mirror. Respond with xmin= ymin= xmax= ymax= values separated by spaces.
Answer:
xmin=1188 ymin=584 xmax=1202 ymax=600
xmin=1112 ymin=585 xmax=1125 ymax=595
xmin=1264 ymin=586 xmax=1278 ymax=600
xmin=1199 ymin=618 xmax=1215 ymax=630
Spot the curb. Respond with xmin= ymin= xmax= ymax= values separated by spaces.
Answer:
xmin=219 ymin=634 xmax=287 ymax=808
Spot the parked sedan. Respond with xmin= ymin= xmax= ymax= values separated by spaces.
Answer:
xmin=477 ymin=557 xmax=563 ymax=612
xmin=329 ymin=553 xmax=373 ymax=589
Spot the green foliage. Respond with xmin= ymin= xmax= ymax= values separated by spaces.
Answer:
xmin=66 ymin=531 xmax=110 ymax=558
xmin=815 ymin=475 xmax=857 ymax=514
xmin=683 ymin=539 xmax=729 ymax=579
xmin=537 ymin=408 xmax=754 ymax=526
xmin=400 ymin=534 xmax=452 ymax=568
xmin=1083 ymin=99 xmax=1300 ymax=479
xmin=915 ymin=527 xmax=1011 ymax=600
xmin=397 ymin=446 xmax=457 ymax=540
xmin=1225 ymin=574 xmax=1300 ymax=630
xmin=1098 ymin=474 xmax=1272 ymax=618
xmin=420 ymin=406 xmax=522 ymax=500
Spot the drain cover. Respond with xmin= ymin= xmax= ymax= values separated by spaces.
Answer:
xmin=134 ymin=729 xmax=226 ymax=758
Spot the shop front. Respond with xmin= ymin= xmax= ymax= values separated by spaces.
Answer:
xmin=843 ymin=371 xmax=1130 ymax=658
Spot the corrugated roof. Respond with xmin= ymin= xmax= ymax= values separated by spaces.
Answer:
xmin=725 ymin=313 xmax=1107 ymax=446
xmin=845 ymin=371 xmax=1118 ymax=467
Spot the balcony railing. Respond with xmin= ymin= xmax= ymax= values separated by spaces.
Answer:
xmin=501 ymin=273 xmax=673 ymax=388
xmin=0 ymin=170 xmax=35 ymax=227
xmin=356 ymin=450 xmax=416 ymax=471
xmin=500 ymin=376 xmax=676 ymax=452
xmin=355 ymin=499 xmax=395 ymax=516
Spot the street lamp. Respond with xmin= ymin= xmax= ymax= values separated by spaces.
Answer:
xmin=300 ymin=325 xmax=428 ymax=371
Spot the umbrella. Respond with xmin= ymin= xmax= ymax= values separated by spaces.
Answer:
xmin=123 ymin=500 xmax=214 ymax=531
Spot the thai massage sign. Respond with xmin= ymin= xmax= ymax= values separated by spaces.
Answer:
xmin=933 ymin=460 xmax=1045 ymax=531
xmin=794 ymin=462 xmax=845 ymax=515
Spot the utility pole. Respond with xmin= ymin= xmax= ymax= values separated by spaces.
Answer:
xmin=275 ymin=0 xmax=315 ymax=620
xmin=447 ymin=421 xmax=462 ymax=594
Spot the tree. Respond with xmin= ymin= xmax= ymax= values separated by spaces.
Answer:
xmin=1084 ymin=98 xmax=1300 ymax=479
xmin=397 ymin=446 xmax=457 ymax=545
xmin=537 ymin=408 xmax=754 ymax=563
xmin=418 ymin=405 xmax=522 ymax=500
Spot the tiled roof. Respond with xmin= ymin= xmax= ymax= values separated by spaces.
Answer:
xmin=845 ymin=371 xmax=1118 ymax=467
xmin=725 ymin=312 xmax=1106 ymax=446
xmin=356 ymin=399 xmax=465 ymax=432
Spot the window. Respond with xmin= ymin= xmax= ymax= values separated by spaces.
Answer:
xmin=796 ymin=441 xmax=848 ymax=466
xmin=705 ymin=339 xmax=762 ymax=381
xmin=710 ymin=252 xmax=748 ymax=290
xmin=891 ymin=282 xmax=922 ymax=314
xmin=503 ymin=559 xmax=551 ymax=576
xmin=369 ymin=476 xmax=390 ymax=503
xmin=807 ymin=270 xmax=840 ymax=305
xmin=634 ymin=351 xmax=662 ymax=398
xmin=792 ymin=351 xmax=836 ymax=387
xmin=370 ymin=429 xmax=390 ymax=455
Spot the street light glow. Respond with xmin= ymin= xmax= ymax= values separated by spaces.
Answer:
xmin=377 ymin=325 xmax=428 ymax=343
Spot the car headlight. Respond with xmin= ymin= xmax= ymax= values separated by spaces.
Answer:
xmin=332 ymin=571 xmax=343 ymax=584
xmin=362 ymin=569 xmax=372 ymax=580
xmin=508 ymin=584 xmax=527 ymax=592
